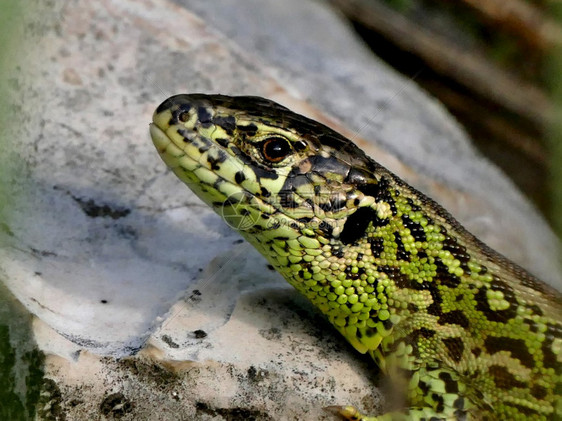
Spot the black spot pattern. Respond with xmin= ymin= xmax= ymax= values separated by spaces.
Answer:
xmin=212 ymin=115 xmax=236 ymax=135
xmin=542 ymin=323 xmax=562 ymax=370
xmin=442 ymin=337 xmax=464 ymax=363
xmin=475 ymin=279 xmax=518 ymax=322
xmin=401 ymin=215 xmax=426 ymax=242
xmin=488 ymin=365 xmax=526 ymax=389
xmin=344 ymin=265 xmax=364 ymax=280
xmin=453 ymin=397 xmax=465 ymax=410
xmin=439 ymin=371 xmax=459 ymax=393
xmin=340 ymin=207 xmax=377 ymax=244
xmin=235 ymin=171 xmax=245 ymax=184
xmin=425 ymin=283 xmax=444 ymax=316
xmin=523 ymin=319 xmax=539 ymax=333
xmin=252 ymin=164 xmax=280 ymax=180
xmin=406 ymin=197 xmax=422 ymax=212
xmin=438 ymin=310 xmax=469 ymax=328
xmin=283 ymin=173 xmax=311 ymax=193
xmin=442 ymin=234 xmax=470 ymax=273
xmin=434 ymin=257 xmax=461 ymax=288
xmin=236 ymin=123 xmax=258 ymax=137
xmin=528 ymin=304 xmax=544 ymax=316
xmin=417 ymin=250 xmax=428 ymax=260
xmin=197 ymin=107 xmax=212 ymax=126
xmin=207 ymin=150 xmax=227 ymax=170
xmin=394 ymin=232 xmax=410 ymax=261
xmin=378 ymin=266 xmax=413 ymax=289
xmin=369 ymin=237 xmax=384 ymax=258
xmin=531 ymin=385 xmax=547 ymax=400
xmin=484 ymin=337 xmax=533 ymax=369
xmin=419 ymin=380 xmax=430 ymax=395
xmin=432 ymin=392 xmax=445 ymax=413
xmin=411 ymin=327 xmax=436 ymax=341
xmin=505 ymin=404 xmax=540 ymax=417
xmin=215 ymin=137 xmax=230 ymax=148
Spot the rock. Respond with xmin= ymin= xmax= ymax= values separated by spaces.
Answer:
xmin=1 ymin=0 xmax=559 ymax=419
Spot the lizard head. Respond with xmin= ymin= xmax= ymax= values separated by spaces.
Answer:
xmin=150 ymin=94 xmax=384 ymax=241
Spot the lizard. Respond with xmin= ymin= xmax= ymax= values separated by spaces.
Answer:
xmin=149 ymin=93 xmax=562 ymax=420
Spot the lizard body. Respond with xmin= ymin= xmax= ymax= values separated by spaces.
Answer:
xmin=150 ymin=94 xmax=562 ymax=420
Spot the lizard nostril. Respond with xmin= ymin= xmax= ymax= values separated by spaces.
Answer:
xmin=178 ymin=111 xmax=190 ymax=122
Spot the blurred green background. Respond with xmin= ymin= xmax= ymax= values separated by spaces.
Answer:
xmin=0 ymin=2 xmax=45 ymax=420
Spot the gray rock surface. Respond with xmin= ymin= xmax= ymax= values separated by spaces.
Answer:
xmin=0 ymin=0 xmax=559 ymax=419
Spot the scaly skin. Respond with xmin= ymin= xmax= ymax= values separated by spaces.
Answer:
xmin=150 ymin=94 xmax=562 ymax=420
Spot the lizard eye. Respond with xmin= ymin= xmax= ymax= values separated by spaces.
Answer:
xmin=260 ymin=137 xmax=292 ymax=163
